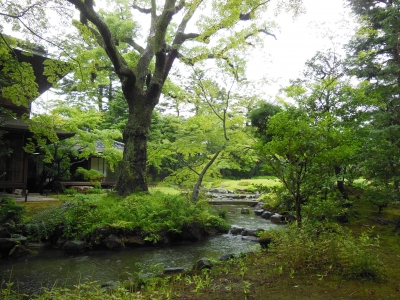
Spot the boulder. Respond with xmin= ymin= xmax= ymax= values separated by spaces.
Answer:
xmin=219 ymin=253 xmax=235 ymax=261
xmin=270 ymin=213 xmax=285 ymax=225
xmin=242 ymin=229 xmax=263 ymax=237
xmin=90 ymin=226 xmax=113 ymax=245
xmin=124 ymin=236 xmax=145 ymax=247
xmin=0 ymin=235 xmax=28 ymax=257
xmin=13 ymin=189 xmax=23 ymax=195
xmin=241 ymin=236 xmax=259 ymax=242
xmin=194 ymin=258 xmax=212 ymax=271
xmin=241 ymin=207 xmax=250 ymax=214
xmin=254 ymin=209 xmax=264 ymax=216
xmin=261 ymin=211 xmax=273 ymax=220
xmin=102 ymin=234 xmax=124 ymax=249
xmin=71 ymin=186 xmax=94 ymax=193
xmin=163 ymin=267 xmax=185 ymax=275
xmin=101 ymin=281 xmax=120 ymax=291
xmin=258 ymin=233 xmax=273 ymax=249
xmin=0 ymin=228 xmax=10 ymax=238
xmin=64 ymin=240 xmax=87 ymax=253
xmin=230 ymin=226 xmax=244 ymax=235
xmin=231 ymin=194 xmax=247 ymax=199
xmin=48 ymin=225 xmax=64 ymax=244
xmin=175 ymin=224 xmax=204 ymax=241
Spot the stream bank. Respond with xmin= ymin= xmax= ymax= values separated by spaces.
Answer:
xmin=0 ymin=205 xmax=278 ymax=295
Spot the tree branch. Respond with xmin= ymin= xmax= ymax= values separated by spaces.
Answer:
xmin=249 ymin=29 xmax=277 ymax=40
xmin=66 ymin=0 xmax=134 ymax=81
xmin=147 ymin=0 xmax=177 ymax=100
xmin=177 ymin=156 xmax=201 ymax=176
xmin=240 ymin=0 xmax=271 ymax=20
xmin=0 ymin=2 xmax=44 ymax=19
xmin=174 ymin=0 xmax=185 ymax=15
xmin=163 ymin=1 xmax=202 ymax=81
xmin=131 ymin=4 xmax=151 ymax=14
xmin=123 ymin=37 xmax=145 ymax=54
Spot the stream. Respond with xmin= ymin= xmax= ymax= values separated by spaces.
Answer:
xmin=0 ymin=205 xmax=278 ymax=294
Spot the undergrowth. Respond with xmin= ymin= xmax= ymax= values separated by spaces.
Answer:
xmin=268 ymin=222 xmax=384 ymax=280
xmin=23 ymin=192 xmax=229 ymax=243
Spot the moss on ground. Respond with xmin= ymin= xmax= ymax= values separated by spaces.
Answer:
xmin=19 ymin=200 xmax=61 ymax=218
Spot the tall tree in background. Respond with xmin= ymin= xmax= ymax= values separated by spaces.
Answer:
xmin=347 ymin=0 xmax=400 ymax=194
xmin=286 ymin=49 xmax=369 ymax=200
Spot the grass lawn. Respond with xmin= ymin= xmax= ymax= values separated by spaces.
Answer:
xmin=19 ymin=200 xmax=61 ymax=218
xmin=149 ymin=186 xmax=181 ymax=195
xmin=207 ymin=177 xmax=281 ymax=190
xmin=149 ymin=177 xmax=281 ymax=194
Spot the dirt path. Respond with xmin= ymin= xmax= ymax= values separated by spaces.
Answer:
xmin=1 ymin=192 xmax=59 ymax=202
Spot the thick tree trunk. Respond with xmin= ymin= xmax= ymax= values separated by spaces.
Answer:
xmin=115 ymin=92 xmax=155 ymax=196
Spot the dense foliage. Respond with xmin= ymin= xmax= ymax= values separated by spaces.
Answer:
xmin=24 ymin=192 xmax=229 ymax=244
xmin=0 ymin=197 xmax=25 ymax=225
xmin=268 ymin=222 xmax=383 ymax=279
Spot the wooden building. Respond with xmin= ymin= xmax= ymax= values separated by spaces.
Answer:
xmin=0 ymin=45 xmax=71 ymax=195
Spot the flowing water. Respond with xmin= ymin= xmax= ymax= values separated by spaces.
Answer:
xmin=0 ymin=205 xmax=278 ymax=294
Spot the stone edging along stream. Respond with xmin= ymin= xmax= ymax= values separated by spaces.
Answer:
xmin=1 ymin=188 xmax=296 ymax=258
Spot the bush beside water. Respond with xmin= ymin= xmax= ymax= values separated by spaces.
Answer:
xmin=268 ymin=222 xmax=384 ymax=279
xmin=23 ymin=192 xmax=229 ymax=244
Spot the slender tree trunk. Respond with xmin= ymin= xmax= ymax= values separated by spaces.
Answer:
xmin=192 ymin=151 xmax=221 ymax=201
xmin=295 ymin=184 xmax=302 ymax=228
xmin=335 ymin=166 xmax=348 ymax=200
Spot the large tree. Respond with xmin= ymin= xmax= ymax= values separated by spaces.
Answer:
xmin=67 ymin=0 xmax=304 ymax=196
xmin=1 ymin=0 xmax=303 ymax=195
xmin=347 ymin=0 xmax=400 ymax=193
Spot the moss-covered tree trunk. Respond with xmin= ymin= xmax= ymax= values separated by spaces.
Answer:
xmin=115 ymin=88 xmax=159 ymax=195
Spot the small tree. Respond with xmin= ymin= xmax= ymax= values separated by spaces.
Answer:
xmin=258 ymin=106 xmax=358 ymax=227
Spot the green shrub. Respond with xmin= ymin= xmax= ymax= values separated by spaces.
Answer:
xmin=203 ymin=215 xmax=230 ymax=232
xmin=216 ymin=208 xmax=228 ymax=219
xmin=0 ymin=197 xmax=25 ymax=224
xmin=237 ymin=181 xmax=250 ymax=186
xmin=64 ymin=188 xmax=77 ymax=195
xmin=75 ymin=167 xmax=104 ymax=182
xmin=259 ymin=186 xmax=289 ymax=211
xmin=24 ymin=205 xmax=69 ymax=242
xmin=260 ymin=186 xmax=293 ymax=211
xmin=246 ymin=185 xmax=255 ymax=192
xmin=86 ymin=188 xmax=104 ymax=194
xmin=302 ymin=194 xmax=351 ymax=223
xmin=253 ymin=183 xmax=272 ymax=193
xmin=25 ymin=192 xmax=228 ymax=243
xmin=363 ymin=184 xmax=392 ymax=214
xmin=269 ymin=222 xmax=384 ymax=279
